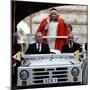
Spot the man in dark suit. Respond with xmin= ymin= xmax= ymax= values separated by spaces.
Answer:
xmin=25 ymin=32 xmax=50 ymax=54
xmin=61 ymin=33 xmax=81 ymax=53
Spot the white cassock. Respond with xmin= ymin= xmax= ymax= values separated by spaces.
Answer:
xmin=47 ymin=21 xmax=59 ymax=49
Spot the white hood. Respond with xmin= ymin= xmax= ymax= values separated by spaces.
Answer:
xmin=22 ymin=54 xmax=81 ymax=67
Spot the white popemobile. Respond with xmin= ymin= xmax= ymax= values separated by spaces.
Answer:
xmin=17 ymin=50 xmax=83 ymax=87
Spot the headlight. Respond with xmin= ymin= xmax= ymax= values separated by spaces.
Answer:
xmin=71 ymin=67 xmax=79 ymax=77
xmin=20 ymin=70 xmax=29 ymax=80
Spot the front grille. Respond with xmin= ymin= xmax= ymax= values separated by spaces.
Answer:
xmin=32 ymin=67 xmax=68 ymax=84
xmin=33 ymin=68 xmax=45 ymax=71
xmin=52 ymin=75 xmax=68 ymax=78
xmin=33 ymin=76 xmax=49 ymax=79
xmin=56 ymin=67 xmax=68 ymax=70
xmin=33 ymin=72 xmax=49 ymax=75
xmin=52 ymin=71 xmax=68 ymax=74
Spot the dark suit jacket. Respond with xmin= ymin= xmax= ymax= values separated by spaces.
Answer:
xmin=61 ymin=42 xmax=81 ymax=53
xmin=25 ymin=43 xmax=50 ymax=54
xmin=85 ymin=43 xmax=87 ymax=51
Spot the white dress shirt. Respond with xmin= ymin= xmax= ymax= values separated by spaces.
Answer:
xmin=68 ymin=42 xmax=73 ymax=48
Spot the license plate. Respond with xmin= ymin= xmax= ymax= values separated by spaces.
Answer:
xmin=43 ymin=78 xmax=57 ymax=84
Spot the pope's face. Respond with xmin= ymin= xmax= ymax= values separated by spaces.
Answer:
xmin=49 ymin=11 xmax=58 ymax=20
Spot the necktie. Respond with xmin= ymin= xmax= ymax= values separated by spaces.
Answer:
xmin=37 ymin=43 xmax=40 ymax=51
